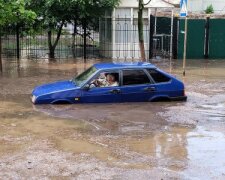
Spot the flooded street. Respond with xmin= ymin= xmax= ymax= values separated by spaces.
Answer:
xmin=0 ymin=58 xmax=225 ymax=179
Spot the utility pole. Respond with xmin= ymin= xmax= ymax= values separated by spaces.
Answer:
xmin=180 ymin=0 xmax=188 ymax=76
xmin=183 ymin=17 xmax=188 ymax=76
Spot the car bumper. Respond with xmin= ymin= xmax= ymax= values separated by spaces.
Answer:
xmin=31 ymin=95 xmax=37 ymax=104
xmin=170 ymin=96 xmax=187 ymax=101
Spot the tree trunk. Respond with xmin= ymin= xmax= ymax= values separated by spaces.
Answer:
xmin=83 ymin=18 xmax=87 ymax=61
xmin=48 ymin=30 xmax=55 ymax=59
xmin=0 ymin=31 xmax=2 ymax=73
xmin=72 ymin=20 xmax=77 ymax=58
xmin=138 ymin=0 xmax=146 ymax=61
xmin=48 ymin=21 xmax=65 ymax=60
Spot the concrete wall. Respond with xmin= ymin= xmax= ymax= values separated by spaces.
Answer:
xmin=188 ymin=0 xmax=225 ymax=13
xmin=119 ymin=0 xmax=174 ymax=8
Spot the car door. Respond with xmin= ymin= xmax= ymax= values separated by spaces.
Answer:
xmin=81 ymin=70 xmax=122 ymax=103
xmin=120 ymin=69 xmax=156 ymax=102
xmin=146 ymin=68 xmax=174 ymax=97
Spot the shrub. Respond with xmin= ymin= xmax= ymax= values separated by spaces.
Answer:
xmin=205 ymin=4 xmax=214 ymax=14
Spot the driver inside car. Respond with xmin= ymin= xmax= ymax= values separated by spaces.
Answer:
xmin=90 ymin=73 xmax=119 ymax=88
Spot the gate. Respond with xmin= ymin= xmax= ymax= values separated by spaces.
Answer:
xmin=209 ymin=19 xmax=225 ymax=59
xmin=178 ymin=19 xmax=205 ymax=59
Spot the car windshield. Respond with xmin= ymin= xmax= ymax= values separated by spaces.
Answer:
xmin=73 ymin=66 xmax=97 ymax=86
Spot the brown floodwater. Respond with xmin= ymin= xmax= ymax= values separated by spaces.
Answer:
xmin=0 ymin=58 xmax=225 ymax=179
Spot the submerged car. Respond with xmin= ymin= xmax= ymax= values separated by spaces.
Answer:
xmin=31 ymin=62 xmax=187 ymax=104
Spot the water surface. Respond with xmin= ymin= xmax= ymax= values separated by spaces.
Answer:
xmin=0 ymin=58 xmax=225 ymax=179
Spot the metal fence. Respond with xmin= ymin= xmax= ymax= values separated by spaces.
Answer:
xmin=1 ymin=23 xmax=100 ymax=59
xmin=1 ymin=15 xmax=174 ymax=60
xmin=100 ymin=16 xmax=150 ymax=60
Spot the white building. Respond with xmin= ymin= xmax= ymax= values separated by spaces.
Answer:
xmin=100 ymin=0 xmax=177 ymax=60
xmin=188 ymin=0 xmax=225 ymax=13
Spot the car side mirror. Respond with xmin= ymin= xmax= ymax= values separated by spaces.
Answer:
xmin=83 ymin=84 xmax=90 ymax=91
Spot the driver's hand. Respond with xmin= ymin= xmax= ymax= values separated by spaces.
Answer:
xmin=92 ymin=79 xmax=99 ymax=86
xmin=89 ymin=83 xmax=96 ymax=88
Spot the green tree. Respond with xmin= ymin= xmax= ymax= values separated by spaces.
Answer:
xmin=0 ymin=0 xmax=36 ymax=25
xmin=0 ymin=0 xmax=36 ymax=70
xmin=27 ymin=0 xmax=119 ymax=59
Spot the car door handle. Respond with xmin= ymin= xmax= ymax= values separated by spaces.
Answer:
xmin=144 ymin=87 xmax=156 ymax=92
xmin=109 ymin=89 xmax=121 ymax=94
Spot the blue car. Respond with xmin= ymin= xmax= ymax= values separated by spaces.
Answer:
xmin=31 ymin=62 xmax=187 ymax=104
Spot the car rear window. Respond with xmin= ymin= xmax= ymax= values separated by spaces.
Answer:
xmin=122 ymin=70 xmax=150 ymax=85
xmin=147 ymin=69 xmax=170 ymax=83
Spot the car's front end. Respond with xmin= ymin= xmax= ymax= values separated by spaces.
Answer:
xmin=31 ymin=80 xmax=80 ymax=104
xmin=31 ymin=65 xmax=99 ymax=104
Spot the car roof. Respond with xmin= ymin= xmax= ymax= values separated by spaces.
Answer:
xmin=93 ymin=62 xmax=156 ymax=70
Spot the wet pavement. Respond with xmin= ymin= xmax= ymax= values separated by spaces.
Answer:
xmin=0 ymin=58 xmax=225 ymax=179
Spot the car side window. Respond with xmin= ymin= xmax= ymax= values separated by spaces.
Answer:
xmin=147 ymin=69 xmax=170 ymax=83
xmin=122 ymin=69 xmax=150 ymax=86
xmin=89 ymin=71 xmax=119 ymax=88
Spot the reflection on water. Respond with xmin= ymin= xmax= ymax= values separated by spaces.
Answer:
xmin=34 ymin=103 xmax=167 ymax=135
xmin=0 ymin=58 xmax=225 ymax=179
xmin=0 ymin=99 xmax=189 ymax=171
xmin=185 ymin=126 xmax=225 ymax=179
xmin=0 ymin=58 xmax=97 ymax=78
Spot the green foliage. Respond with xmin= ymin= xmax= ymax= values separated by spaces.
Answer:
xmin=0 ymin=0 xmax=36 ymax=25
xmin=25 ymin=0 xmax=120 ymax=58
xmin=205 ymin=4 xmax=214 ymax=14
xmin=26 ymin=0 xmax=120 ymax=29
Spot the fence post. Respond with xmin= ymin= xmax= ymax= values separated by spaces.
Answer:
xmin=83 ymin=19 xmax=87 ymax=62
xmin=169 ymin=10 xmax=174 ymax=60
xmin=16 ymin=24 xmax=20 ymax=59
xmin=172 ymin=17 xmax=178 ymax=59
xmin=204 ymin=17 xmax=210 ymax=59
xmin=149 ymin=15 xmax=155 ymax=60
